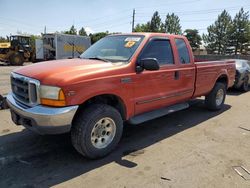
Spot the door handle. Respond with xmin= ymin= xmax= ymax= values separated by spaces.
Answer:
xmin=174 ymin=71 xmax=180 ymax=80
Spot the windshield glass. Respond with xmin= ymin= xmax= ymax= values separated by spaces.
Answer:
xmin=80 ymin=35 xmax=144 ymax=62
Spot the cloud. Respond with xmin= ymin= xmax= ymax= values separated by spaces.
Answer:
xmin=85 ymin=27 xmax=94 ymax=35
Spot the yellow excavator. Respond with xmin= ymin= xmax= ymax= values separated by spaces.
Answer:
xmin=0 ymin=35 xmax=34 ymax=65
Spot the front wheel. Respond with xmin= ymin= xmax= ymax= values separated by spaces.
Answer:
xmin=71 ymin=104 xmax=123 ymax=159
xmin=205 ymin=82 xmax=226 ymax=111
xmin=9 ymin=52 xmax=24 ymax=66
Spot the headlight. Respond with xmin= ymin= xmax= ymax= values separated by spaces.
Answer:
xmin=40 ymin=85 xmax=66 ymax=107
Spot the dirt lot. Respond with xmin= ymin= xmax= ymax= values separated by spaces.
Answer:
xmin=0 ymin=64 xmax=250 ymax=188
xmin=0 ymin=63 xmax=32 ymax=95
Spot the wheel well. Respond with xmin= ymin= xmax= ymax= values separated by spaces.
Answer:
xmin=78 ymin=94 xmax=127 ymax=120
xmin=216 ymin=75 xmax=228 ymax=88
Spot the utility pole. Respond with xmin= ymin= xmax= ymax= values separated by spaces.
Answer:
xmin=44 ymin=26 xmax=46 ymax=34
xmin=132 ymin=9 xmax=135 ymax=32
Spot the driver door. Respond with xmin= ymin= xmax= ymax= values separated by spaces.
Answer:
xmin=133 ymin=37 xmax=179 ymax=115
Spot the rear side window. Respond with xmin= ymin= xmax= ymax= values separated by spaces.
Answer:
xmin=175 ymin=38 xmax=190 ymax=64
xmin=139 ymin=39 xmax=174 ymax=65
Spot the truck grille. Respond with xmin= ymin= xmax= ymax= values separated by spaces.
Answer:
xmin=11 ymin=73 xmax=40 ymax=106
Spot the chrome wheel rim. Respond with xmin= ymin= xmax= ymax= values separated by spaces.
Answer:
xmin=216 ymin=89 xmax=224 ymax=106
xmin=91 ymin=117 xmax=116 ymax=149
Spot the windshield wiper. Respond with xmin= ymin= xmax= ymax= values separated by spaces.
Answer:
xmin=87 ymin=57 xmax=110 ymax=62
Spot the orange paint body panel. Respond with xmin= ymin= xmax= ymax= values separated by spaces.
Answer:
xmin=13 ymin=33 xmax=236 ymax=120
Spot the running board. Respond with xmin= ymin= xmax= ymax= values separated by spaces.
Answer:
xmin=128 ymin=103 xmax=189 ymax=125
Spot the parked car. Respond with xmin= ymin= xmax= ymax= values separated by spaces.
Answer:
xmin=233 ymin=59 xmax=250 ymax=91
xmin=7 ymin=33 xmax=235 ymax=159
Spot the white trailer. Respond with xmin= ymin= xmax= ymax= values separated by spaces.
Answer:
xmin=35 ymin=33 xmax=91 ymax=61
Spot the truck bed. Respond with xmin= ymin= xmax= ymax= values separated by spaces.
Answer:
xmin=193 ymin=60 xmax=236 ymax=97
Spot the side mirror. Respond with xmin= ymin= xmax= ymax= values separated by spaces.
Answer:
xmin=137 ymin=58 xmax=160 ymax=72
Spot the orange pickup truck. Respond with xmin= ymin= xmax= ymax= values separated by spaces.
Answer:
xmin=7 ymin=33 xmax=235 ymax=158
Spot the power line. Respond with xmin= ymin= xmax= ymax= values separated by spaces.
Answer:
xmin=136 ymin=5 xmax=250 ymax=16
xmin=135 ymin=18 xmax=214 ymax=23
xmin=134 ymin=0 xmax=202 ymax=10
xmin=133 ymin=5 xmax=250 ymax=28
xmin=93 ymin=21 xmax=131 ymax=30
xmin=73 ymin=10 xmax=132 ymax=26
xmin=0 ymin=21 xmax=43 ymax=34
xmin=0 ymin=0 xmax=206 ymax=30
xmin=0 ymin=17 xmax=41 ymax=28
xmin=1 ymin=3 xmax=249 ymax=36
xmin=73 ymin=0 xmax=201 ymax=25
xmin=83 ymin=16 xmax=129 ymax=28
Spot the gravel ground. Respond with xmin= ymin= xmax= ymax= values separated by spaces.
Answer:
xmin=0 ymin=62 xmax=32 ymax=95
xmin=0 ymin=64 xmax=249 ymax=188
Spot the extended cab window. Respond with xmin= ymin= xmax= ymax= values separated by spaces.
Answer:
xmin=139 ymin=39 xmax=174 ymax=65
xmin=175 ymin=38 xmax=190 ymax=64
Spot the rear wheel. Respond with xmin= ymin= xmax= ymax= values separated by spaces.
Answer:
xmin=71 ymin=104 xmax=123 ymax=159
xmin=205 ymin=82 xmax=226 ymax=111
xmin=241 ymin=76 xmax=249 ymax=92
xmin=9 ymin=52 xmax=24 ymax=66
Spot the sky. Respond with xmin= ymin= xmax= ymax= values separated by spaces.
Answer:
xmin=0 ymin=0 xmax=249 ymax=37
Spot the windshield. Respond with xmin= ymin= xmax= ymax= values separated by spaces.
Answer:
xmin=11 ymin=36 xmax=30 ymax=45
xmin=80 ymin=35 xmax=144 ymax=62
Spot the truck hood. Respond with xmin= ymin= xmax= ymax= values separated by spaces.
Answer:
xmin=14 ymin=59 xmax=125 ymax=86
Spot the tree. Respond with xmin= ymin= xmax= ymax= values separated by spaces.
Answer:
xmin=150 ymin=11 xmax=162 ymax=32
xmin=184 ymin=29 xmax=202 ymax=51
xmin=30 ymin=35 xmax=41 ymax=49
xmin=134 ymin=22 xmax=151 ymax=32
xmin=134 ymin=11 xmax=164 ymax=32
xmin=0 ymin=37 xmax=8 ymax=42
xmin=203 ymin=10 xmax=232 ymax=54
xmin=134 ymin=11 xmax=163 ymax=32
xmin=79 ymin=27 xmax=87 ymax=36
xmin=246 ymin=24 xmax=250 ymax=54
xmin=164 ymin=13 xmax=182 ymax=34
xmin=229 ymin=8 xmax=250 ymax=54
xmin=89 ymin=32 xmax=109 ymax=44
xmin=64 ymin=25 xmax=77 ymax=35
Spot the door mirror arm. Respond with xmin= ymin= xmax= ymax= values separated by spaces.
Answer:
xmin=136 ymin=64 xmax=144 ymax=73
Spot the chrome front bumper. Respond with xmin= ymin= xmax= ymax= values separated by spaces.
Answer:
xmin=6 ymin=93 xmax=78 ymax=134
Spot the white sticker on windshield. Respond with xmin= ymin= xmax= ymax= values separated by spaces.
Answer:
xmin=125 ymin=37 xmax=141 ymax=42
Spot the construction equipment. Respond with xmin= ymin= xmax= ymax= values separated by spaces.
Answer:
xmin=0 ymin=33 xmax=91 ymax=65
xmin=0 ymin=35 xmax=33 ymax=65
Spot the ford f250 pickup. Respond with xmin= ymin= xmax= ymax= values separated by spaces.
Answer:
xmin=7 ymin=33 xmax=236 ymax=158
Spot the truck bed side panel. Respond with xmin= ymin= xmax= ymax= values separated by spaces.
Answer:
xmin=193 ymin=60 xmax=235 ymax=97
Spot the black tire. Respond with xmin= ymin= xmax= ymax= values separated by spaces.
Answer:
xmin=0 ymin=95 xmax=8 ymax=109
xmin=71 ymin=104 xmax=123 ymax=159
xmin=205 ymin=82 xmax=226 ymax=111
xmin=9 ymin=52 xmax=24 ymax=66
xmin=241 ymin=76 xmax=249 ymax=92
xmin=29 ymin=52 xmax=35 ymax=63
